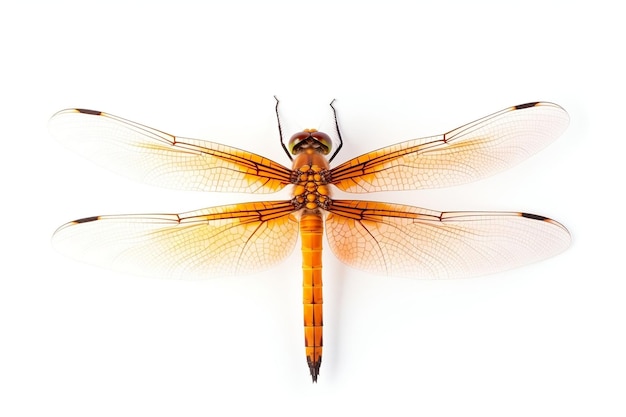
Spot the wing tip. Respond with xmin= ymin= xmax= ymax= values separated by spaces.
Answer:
xmin=50 ymin=108 xmax=103 ymax=119
xmin=513 ymin=101 xmax=568 ymax=118
xmin=52 ymin=216 xmax=101 ymax=240
xmin=519 ymin=212 xmax=572 ymax=243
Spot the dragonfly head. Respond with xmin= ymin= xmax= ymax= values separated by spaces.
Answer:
xmin=288 ymin=129 xmax=332 ymax=155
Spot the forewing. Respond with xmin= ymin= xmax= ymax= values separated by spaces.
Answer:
xmin=325 ymin=200 xmax=570 ymax=278
xmin=330 ymin=102 xmax=569 ymax=192
xmin=53 ymin=201 xmax=299 ymax=279
xmin=49 ymin=109 xmax=293 ymax=193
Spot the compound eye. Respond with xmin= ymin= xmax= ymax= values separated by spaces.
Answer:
xmin=288 ymin=132 xmax=311 ymax=154
xmin=310 ymin=132 xmax=332 ymax=155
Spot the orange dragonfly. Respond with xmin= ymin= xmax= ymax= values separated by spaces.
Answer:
xmin=50 ymin=100 xmax=571 ymax=382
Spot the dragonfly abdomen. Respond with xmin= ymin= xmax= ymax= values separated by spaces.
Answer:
xmin=300 ymin=211 xmax=324 ymax=382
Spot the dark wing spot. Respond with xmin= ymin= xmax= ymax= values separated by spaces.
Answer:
xmin=74 ymin=216 xmax=100 ymax=224
xmin=514 ymin=102 xmax=540 ymax=110
xmin=76 ymin=109 xmax=102 ymax=115
xmin=521 ymin=212 xmax=548 ymax=221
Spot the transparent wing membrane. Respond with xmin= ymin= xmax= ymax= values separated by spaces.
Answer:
xmin=49 ymin=109 xmax=293 ymax=193
xmin=53 ymin=201 xmax=299 ymax=279
xmin=325 ymin=200 xmax=570 ymax=278
xmin=330 ymin=102 xmax=569 ymax=192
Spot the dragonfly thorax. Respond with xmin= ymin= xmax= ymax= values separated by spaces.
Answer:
xmin=291 ymin=149 xmax=331 ymax=211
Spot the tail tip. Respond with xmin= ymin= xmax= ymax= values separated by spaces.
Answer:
xmin=307 ymin=356 xmax=322 ymax=383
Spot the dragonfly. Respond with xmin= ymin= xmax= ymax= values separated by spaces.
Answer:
xmin=50 ymin=99 xmax=571 ymax=382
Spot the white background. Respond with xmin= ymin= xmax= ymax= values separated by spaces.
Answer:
xmin=1 ymin=1 xmax=623 ymax=416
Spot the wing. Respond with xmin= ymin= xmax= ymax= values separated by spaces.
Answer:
xmin=325 ymin=200 xmax=570 ymax=278
xmin=330 ymin=102 xmax=569 ymax=192
xmin=49 ymin=109 xmax=294 ymax=193
xmin=52 ymin=201 xmax=299 ymax=279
